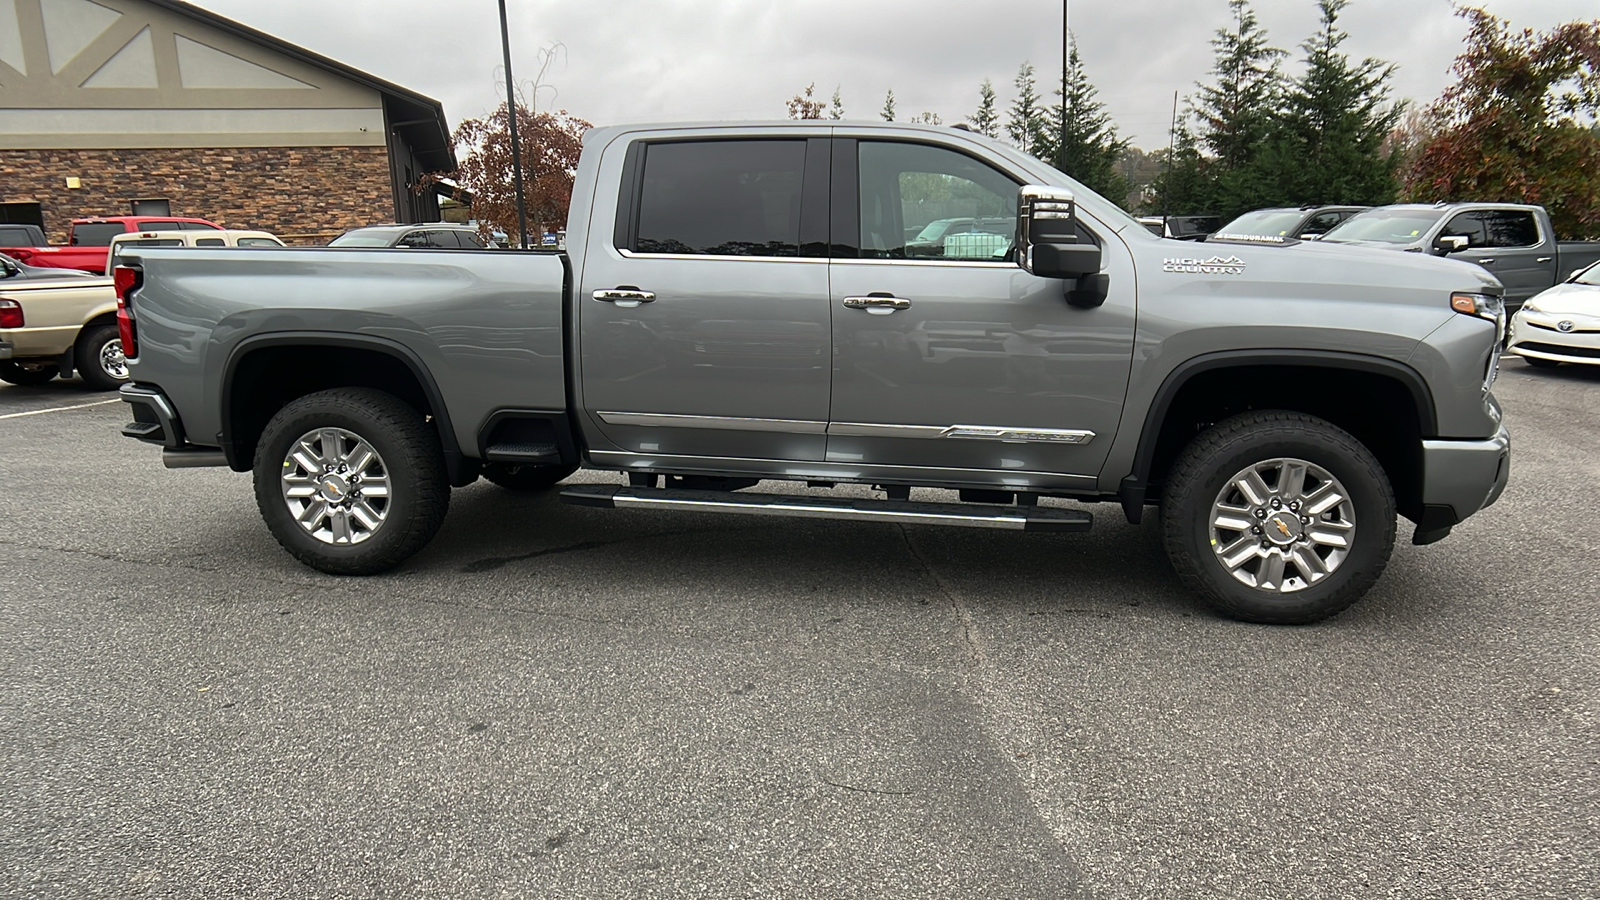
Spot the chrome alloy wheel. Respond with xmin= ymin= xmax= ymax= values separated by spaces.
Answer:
xmin=1208 ymin=457 xmax=1356 ymax=593
xmin=280 ymin=428 xmax=391 ymax=545
xmin=99 ymin=338 xmax=127 ymax=380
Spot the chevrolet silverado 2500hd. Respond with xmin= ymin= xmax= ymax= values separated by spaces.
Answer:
xmin=114 ymin=122 xmax=1510 ymax=624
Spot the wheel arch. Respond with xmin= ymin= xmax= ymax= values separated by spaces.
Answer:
xmin=1121 ymin=350 xmax=1437 ymax=525
xmin=221 ymin=333 xmax=473 ymax=484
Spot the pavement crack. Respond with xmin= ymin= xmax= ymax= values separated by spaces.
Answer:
xmin=899 ymin=525 xmax=984 ymax=665
xmin=819 ymin=778 xmax=913 ymax=797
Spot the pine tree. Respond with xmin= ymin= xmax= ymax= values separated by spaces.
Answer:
xmin=967 ymin=78 xmax=1000 ymax=138
xmin=881 ymin=89 xmax=896 ymax=122
xmin=1006 ymin=62 xmax=1048 ymax=156
xmin=1043 ymin=34 xmax=1131 ymax=206
xmin=830 ymin=87 xmax=845 ymax=120
xmin=1190 ymin=0 xmax=1287 ymax=217
xmin=1269 ymin=0 xmax=1402 ymax=206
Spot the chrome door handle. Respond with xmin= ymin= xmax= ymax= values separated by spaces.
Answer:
xmin=1476 ymin=258 xmax=1495 ymax=265
xmin=593 ymin=287 xmax=655 ymax=308
xmin=1537 ymin=256 xmax=1553 ymax=263
xmin=843 ymin=295 xmax=911 ymax=315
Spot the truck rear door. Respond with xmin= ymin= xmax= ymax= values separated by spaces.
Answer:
xmin=578 ymin=135 xmax=834 ymax=461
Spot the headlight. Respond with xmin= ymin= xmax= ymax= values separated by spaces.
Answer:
xmin=1520 ymin=300 xmax=1542 ymax=314
xmin=1452 ymin=292 xmax=1505 ymax=391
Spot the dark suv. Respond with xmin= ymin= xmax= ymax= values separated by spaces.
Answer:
xmin=327 ymin=223 xmax=493 ymax=250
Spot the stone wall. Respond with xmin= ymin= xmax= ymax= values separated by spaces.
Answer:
xmin=0 ymin=146 xmax=395 ymax=245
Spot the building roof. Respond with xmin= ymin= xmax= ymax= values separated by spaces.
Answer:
xmin=143 ymin=0 xmax=456 ymax=171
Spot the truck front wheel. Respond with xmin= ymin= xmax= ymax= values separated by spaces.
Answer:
xmin=253 ymin=388 xmax=449 ymax=575
xmin=1160 ymin=411 xmax=1396 ymax=625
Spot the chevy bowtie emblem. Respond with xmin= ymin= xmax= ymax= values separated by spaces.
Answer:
xmin=1558 ymin=320 xmax=1575 ymax=333
xmin=1273 ymin=517 xmax=1292 ymax=538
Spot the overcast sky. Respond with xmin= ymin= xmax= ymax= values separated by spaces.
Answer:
xmin=185 ymin=0 xmax=1597 ymax=150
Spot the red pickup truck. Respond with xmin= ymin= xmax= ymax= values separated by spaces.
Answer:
xmin=0 ymin=216 xmax=221 ymax=273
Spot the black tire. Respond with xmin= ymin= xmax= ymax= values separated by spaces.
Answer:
xmin=1160 ymin=411 xmax=1395 ymax=625
xmin=252 ymin=388 xmax=449 ymax=575
xmin=75 ymin=324 xmax=129 ymax=391
xmin=481 ymin=462 xmax=579 ymax=491
xmin=0 ymin=360 xmax=57 ymax=386
xmin=1523 ymin=356 xmax=1561 ymax=369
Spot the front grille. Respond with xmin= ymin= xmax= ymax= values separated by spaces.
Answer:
xmin=1529 ymin=321 xmax=1600 ymax=334
xmin=1517 ymin=341 xmax=1600 ymax=359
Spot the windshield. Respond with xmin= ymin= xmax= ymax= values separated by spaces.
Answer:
xmin=1574 ymin=262 xmax=1600 ymax=286
xmin=1322 ymin=209 xmax=1443 ymax=244
xmin=327 ymin=233 xmax=395 ymax=247
xmin=1216 ymin=211 xmax=1305 ymax=238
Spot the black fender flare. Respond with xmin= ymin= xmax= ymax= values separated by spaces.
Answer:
xmin=1118 ymin=349 xmax=1437 ymax=523
xmin=219 ymin=332 xmax=471 ymax=483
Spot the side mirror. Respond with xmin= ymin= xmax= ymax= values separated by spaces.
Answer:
xmin=1434 ymin=234 xmax=1469 ymax=256
xmin=1016 ymin=185 xmax=1102 ymax=280
xmin=1299 ymin=233 xmax=1320 ymax=241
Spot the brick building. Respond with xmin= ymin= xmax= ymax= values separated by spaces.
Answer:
xmin=0 ymin=0 xmax=456 ymax=244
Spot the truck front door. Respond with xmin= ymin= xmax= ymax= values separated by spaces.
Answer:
xmin=579 ymin=137 xmax=834 ymax=461
xmin=825 ymin=138 xmax=1136 ymax=489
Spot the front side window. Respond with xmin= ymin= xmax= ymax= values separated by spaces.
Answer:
xmin=633 ymin=140 xmax=806 ymax=257
xmin=1303 ymin=212 xmax=1343 ymax=235
xmin=859 ymin=141 xmax=1017 ymax=262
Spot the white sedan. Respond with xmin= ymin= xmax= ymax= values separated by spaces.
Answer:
xmin=1507 ymin=262 xmax=1600 ymax=368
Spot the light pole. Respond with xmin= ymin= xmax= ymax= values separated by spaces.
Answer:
xmin=498 ymin=0 xmax=530 ymax=249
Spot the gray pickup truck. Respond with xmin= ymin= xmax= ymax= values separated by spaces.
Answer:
xmin=114 ymin=122 xmax=1510 ymax=625
xmin=1319 ymin=202 xmax=1600 ymax=310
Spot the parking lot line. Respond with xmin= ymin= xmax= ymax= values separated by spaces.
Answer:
xmin=0 ymin=398 xmax=122 ymax=420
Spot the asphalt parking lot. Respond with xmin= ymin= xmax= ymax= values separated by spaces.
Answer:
xmin=1 ymin=360 xmax=1596 ymax=900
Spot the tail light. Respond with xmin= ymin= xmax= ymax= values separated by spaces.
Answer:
xmin=114 ymin=265 xmax=141 ymax=359
xmin=0 ymin=298 xmax=22 ymax=329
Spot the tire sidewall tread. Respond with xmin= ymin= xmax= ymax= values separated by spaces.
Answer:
xmin=252 ymin=388 xmax=449 ymax=575
xmin=1160 ymin=410 xmax=1396 ymax=625
xmin=75 ymin=323 xmax=126 ymax=391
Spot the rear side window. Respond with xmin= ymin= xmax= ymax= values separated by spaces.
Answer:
xmin=633 ymin=140 xmax=806 ymax=257
xmin=238 ymin=237 xmax=281 ymax=247
xmin=1482 ymin=211 xmax=1539 ymax=247
xmin=196 ymin=238 xmax=225 ymax=246
xmin=71 ymin=223 xmax=125 ymax=246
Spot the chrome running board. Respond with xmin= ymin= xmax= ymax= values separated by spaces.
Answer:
xmin=559 ymin=485 xmax=1092 ymax=533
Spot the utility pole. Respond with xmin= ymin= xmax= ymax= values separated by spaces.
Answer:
xmin=498 ymin=0 xmax=529 ymax=249
xmin=1059 ymin=0 xmax=1068 ymax=173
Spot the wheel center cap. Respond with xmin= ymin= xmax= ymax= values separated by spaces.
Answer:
xmin=318 ymin=473 xmax=350 ymax=503
xmin=1264 ymin=511 xmax=1303 ymax=546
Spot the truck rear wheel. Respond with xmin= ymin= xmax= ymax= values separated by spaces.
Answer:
xmin=0 ymin=360 xmax=57 ymax=386
xmin=481 ymin=462 xmax=579 ymax=491
xmin=252 ymin=388 xmax=449 ymax=575
xmin=1160 ymin=411 xmax=1395 ymax=625
xmin=75 ymin=324 xmax=129 ymax=391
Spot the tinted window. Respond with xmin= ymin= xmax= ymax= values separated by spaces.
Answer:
xmin=327 ymin=232 xmax=394 ymax=248
xmin=71 ymin=223 xmax=126 ymax=246
xmin=0 ymin=229 xmax=36 ymax=247
xmin=195 ymin=238 xmax=224 ymax=246
xmin=1482 ymin=211 xmax=1538 ymax=247
xmin=634 ymin=140 xmax=805 ymax=257
xmin=1303 ymin=212 xmax=1342 ymax=234
xmin=180 ymin=221 xmax=221 ymax=231
xmin=457 ymin=231 xmax=486 ymax=249
xmin=120 ymin=238 xmax=184 ymax=247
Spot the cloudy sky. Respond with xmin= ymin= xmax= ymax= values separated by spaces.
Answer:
xmin=185 ymin=0 xmax=1597 ymax=150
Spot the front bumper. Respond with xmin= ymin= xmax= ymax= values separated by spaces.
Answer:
xmin=1414 ymin=424 xmax=1510 ymax=543
xmin=1507 ymin=310 xmax=1600 ymax=364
